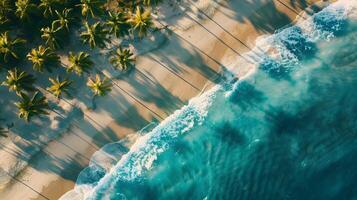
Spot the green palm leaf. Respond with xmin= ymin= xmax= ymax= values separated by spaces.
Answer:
xmin=87 ymin=74 xmax=112 ymax=96
xmin=41 ymin=26 xmax=62 ymax=49
xmin=47 ymin=76 xmax=72 ymax=98
xmin=27 ymin=45 xmax=60 ymax=72
xmin=0 ymin=0 xmax=13 ymax=25
xmin=15 ymin=92 xmax=50 ymax=122
xmin=80 ymin=22 xmax=109 ymax=49
xmin=15 ymin=0 xmax=37 ymax=21
xmin=2 ymin=68 xmax=36 ymax=95
xmin=105 ymin=11 xmax=130 ymax=38
xmin=128 ymin=6 xmax=153 ymax=37
xmin=0 ymin=32 xmax=26 ymax=62
xmin=67 ymin=51 xmax=93 ymax=75
xmin=77 ymin=0 xmax=106 ymax=18
xmin=109 ymin=47 xmax=135 ymax=71
xmin=143 ymin=0 xmax=162 ymax=6
xmin=52 ymin=8 xmax=73 ymax=32
xmin=39 ymin=0 xmax=58 ymax=18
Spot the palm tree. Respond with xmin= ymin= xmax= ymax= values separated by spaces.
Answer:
xmin=0 ymin=32 xmax=26 ymax=62
xmin=128 ymin=6 xmax=153 ymax=37
xmin=2 ymin=68 xmax=36 ymax=95
xmin=41 ymin=26 xmax=62 ymax=49
xmin=15 ymin=92 xmax=49 ymax=122
xmin=39 ymin=0 xmax=58 ymax=18
xmin=143 ymin=0 xmax=162 ymax=6
xmin=15 ymin=0 xmax=37 ymax=21
xmin=109 ymin=47 xmax=135 ymax=71
xmin=67 ymin=51 xmax=93 ymax=75
xmin=0 ymin=0 xmax=13 ymax=15
xmin=47 ymin=76 xmax=72 ymax=98
xmin=27 ymin=45 xmax=60 ymax=72
xmin=0 ymin=15 xmax=8 ymax=28
xmin=87 ymin=74 xmax=112 ymax=96
xmin=0 ymin=0 xmax=13 ymax=25
xmin=105 ymin=11 xmax=130 ymax=38
xmin=77 ymin=0 xmax=105 ymax=18
xmin=52 ymin=8 xmax=73 ymax=32
xmin=80 ymin=22 xmax=108 ymax=49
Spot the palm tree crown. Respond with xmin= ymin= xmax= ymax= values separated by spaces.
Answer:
xmin=0 ymin=32 xmax=26 ymax=62
xmin=0 ymin=0 xmax=13 ymax=24
xmin=47 ymin=76 xmax=72 ymax=98
xmin=39 ymin=0 xmax=58 ymax=18
xmin=128 ymin=6 xmax=153 ymax=37
xmin=52 ymin=8 xmax=73 ymax=32
xmin=80 ymin=22 xmax=108 ymax=49
xmin=105 ymin=11 xmax=130 ymax=38
xmin=143 ymin=0 xmax=162 ymax=6
xmin=41 ymin=26 xmax=62 ymax=49
xmin=15 ymin=0 xmax=37 ymax=21
xmin=0 ymin=0 xmax=13 ymax=15
xmin=27 ymin=45 xmax=60 ymax=72
xmin=110 ymin=47 xmax=135 ymax=71
xmin=0 ymin=15 xmax=8 ymax=27
xmin=2 ymin=68 xmax=36 ymax=95
xmin=67 ymin=51 xmax=93 ymax=75
xmin=15 ymin=92 xmax=50 ymax=122
xmin=87 ymin=74 xmax=112 ymax=96
xmin=77 ymin=0 xmax=105 ymax=18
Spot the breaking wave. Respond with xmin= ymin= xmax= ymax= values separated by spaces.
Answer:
xmin=60 ymin=1 xmax=357 ymax=199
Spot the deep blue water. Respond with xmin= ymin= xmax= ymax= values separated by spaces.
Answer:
xmin=61 ymin=1 xmax=357 ymax=199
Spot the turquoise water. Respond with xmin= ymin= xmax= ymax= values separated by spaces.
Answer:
xmin=61 ymin=1 xmax=357 ymax=199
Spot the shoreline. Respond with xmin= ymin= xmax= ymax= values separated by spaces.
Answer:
xmin=0 ymin=0 xmax=329 ymax=199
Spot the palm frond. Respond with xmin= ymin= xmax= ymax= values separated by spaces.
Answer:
xmin=105 ymin=11 xmax=130 ymax=38
xmin=27 ymin=45 xmax=60 ymax=72
xmin=87 ymin=74 xmax=112 ymax=96
xmin=41 ymin=26 xmax=62 ymax=49
xmin=47 ymin=76 xmax=72 ymax=98
xmin=80 ymin=22 xmax=109 ymax=49
xmin=2 ymin=68 xmax=36 ymax=95
xmin=0 ymin=31 xmax=26 ymax=62
xmin=15 ymin=91 xmax=50 ymax=122
xmin=109 ymin=47 xmax=135 ymax=71
xmin=67 ymin=51 xmax=93 ymax=75
xmin=39 ymin=0 xmax=58 ymax=18
xmin=128 ymin=6 xmax=153 ymax=37
xmin=52 ymin=8 xmax=73 ymax=32
xmin=77 ymin=0 xmax=106 ymax=18
xmin=15 ymin=0 xmax=37 ymax=21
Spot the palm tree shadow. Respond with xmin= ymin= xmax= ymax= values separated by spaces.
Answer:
xmin=92 ymin=85 xmax=152 ymax=135
xmin=150 ymin=31 xmax=223 ymax=85
xmin=220 ymin=0 xmax=293 ymax=34
xmin=289 ymin=0 xmax=308 ymax=9
xmin=116 ymin=67 xmax=184 ymax=115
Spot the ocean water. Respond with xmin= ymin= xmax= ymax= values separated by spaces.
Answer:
xmin=61 ymin=1 xmax=357 ymax=199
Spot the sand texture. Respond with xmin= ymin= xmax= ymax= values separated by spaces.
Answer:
xmin=0 ymin=0 xmax=329 ymax=199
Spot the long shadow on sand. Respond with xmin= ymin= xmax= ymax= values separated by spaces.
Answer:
xmin=0 ymin=0 xmax=322 ymax=192
xmin=218 ymin=0 xmax=292 ymax=33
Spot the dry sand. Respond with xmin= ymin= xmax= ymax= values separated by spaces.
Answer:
xmin=0 ymin=0 xmax=329 ymax=199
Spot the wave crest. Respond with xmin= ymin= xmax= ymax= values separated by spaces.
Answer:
xmin=60 ymin=0 xmax=356 ymax=199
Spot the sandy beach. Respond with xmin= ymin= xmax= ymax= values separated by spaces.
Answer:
xmin=0 ymin=0 xmax=329 ymax=199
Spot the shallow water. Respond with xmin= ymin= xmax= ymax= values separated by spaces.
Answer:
xmin=61 ymin=1 xmax=357 ymax=199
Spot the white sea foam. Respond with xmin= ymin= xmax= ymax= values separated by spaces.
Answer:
xmin=60 ymin=1 xmax=356 ymax=199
